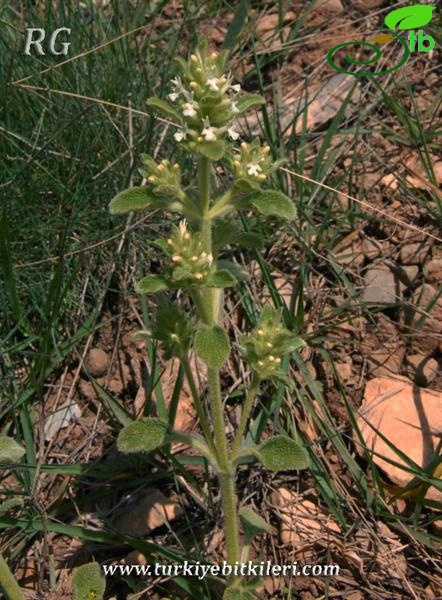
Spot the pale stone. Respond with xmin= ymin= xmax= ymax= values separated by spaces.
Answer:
xmin=426 ymin=258 xmax=442 ymax=285
xmin=85 ymin=348 xmax=110 ymax=377
xmin=400 ymin=242 xmax=430 ymax=265
xmin=356 ymin=377 xmax=442 ymax=502
xmin=44 ymin=402 xmax=81 ymax=441
xmin=406 ymin=284 xmax=442 ymax=354
xmin=272 ymin=488 xmax=341 ymax=554
xmin=113 ymin=489 xmax=183 ymax=537
xmin=363 ymin=266 xmax=401 ymax=304
xmin=406 ymin=354 xmax=439 ymax=386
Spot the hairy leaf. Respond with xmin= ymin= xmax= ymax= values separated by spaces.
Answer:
xmin=235 ymin=94 xmax=265 ymax=114
xmin=256 ymin=435 xmax=309 ymax=471
xmin=206 ymin=269 xmax=237 ymax=288
xmin=0 ymin=436 xmax=25 ymax=464
xmin=195 ymin=325 xmax=231 ymax=368
xmin=146 ymin=97 xmax=182 ymax=122
xmin=137 ymin=275 xmax=169 ymax=294
xmin=248 ymin=190 xmax=296 ymax=220
xmin=117 ymin=418 xmax=169 ymax=454
xmin=239 ymin=506 xmax=271 ymax=538
xmin=109 ymin=187 xmax=157 ymax=214
xmin=73 ymin=562 xmax=105 ymax=600
xmin=217 ymin=260 xmax=249 ymax=282
xmin=233 ymin=232 xmax=265 ymax=249
xmin=198 ymin=140 xmax=227 ymax=160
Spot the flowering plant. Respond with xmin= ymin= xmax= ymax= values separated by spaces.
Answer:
xmin=104 ymin=40 xmax=308 ymax=599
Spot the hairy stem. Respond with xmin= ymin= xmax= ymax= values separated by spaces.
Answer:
xmin=181 ymin=354 xmax=217 ymax=459
xmin=0 ymin=554 xmax=25 ymax=600
xmin=232 ymin=373 xmax=260 ymax=458
xmin=196 ymin=155 xmax=240 ymax=566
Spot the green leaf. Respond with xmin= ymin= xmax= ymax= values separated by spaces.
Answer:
xmin=222 ymin=0 xmax=248 ymax=50
xmin=109 ymin=187 xmax=158 ymax=214
xmin=248 ymin=190 xmax=295 ymax=220
xmin=385 ymin=5 xmax=435 ymax=30
xmin=234 ymin=232 xmax=265 ymax=249
xmin=117 ymin=418 xmax=169 ymax=454
xmin=0 ymin=436 xmax=25 ymax=463
xmin=137 ymin=275 xmax=169 ymax=294
xmin=72 ymin=562 xmax=106 ymax=600
xmin=206 ymin=269 xmax=237 ymax=288
xmin=217 ymin=260 xmax=249 ymax=282
xmin=255 ymin=435 xmax=309 ymax=471
xmin=195 ymin=325 xmax=230 ymax=368
xmin=223 ymin=588 xmax=255 ymax=600
xmin=198 ymin=140 xmax=227 ymax=160
xmin=235 ymin=94 xmax=265 ymax=114
xmin=146 ymin=97 xmax=182 ymax=122
xmin=239 ymin=506 xmax=271 ymax=539
xmin=0 ymin=497 xmax=24 ymax=516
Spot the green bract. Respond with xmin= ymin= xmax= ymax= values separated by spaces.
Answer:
xmin=195 ymin=324 xmax=231 ymax=368
xmin=139 ymin=155 xmax=183 ymax=198
xmin=162 ymin=220 xmax=216 ymax=287
xmin=151 ymin=301 xmax=196 ymax=359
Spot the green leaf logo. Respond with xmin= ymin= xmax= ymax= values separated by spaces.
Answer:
xmin=384 ymin=5 xmax=435 ymax=30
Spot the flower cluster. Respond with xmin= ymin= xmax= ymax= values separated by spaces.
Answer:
xmin=238 ymin=307 xmax=305 ymax=382
xmin=159 ymin=220 xmax=215 ymax=285
xmin=139 ymin=155 xmax=183 ymax=198
xmin=231 ymin=140 xmax=273 ymax=188
xmin=167 ymin=45 xmax=242 ymax=148
xmin=151 ymin=301 xmax=196 ymax=360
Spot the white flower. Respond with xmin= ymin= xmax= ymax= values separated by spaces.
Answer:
xmin=174 ymin=130 xmax=187 ymax=142
xmin=231 ymin=101 xmax=240 ymax=114
xmin=182 ymin=101 xmax=198 ymax=118
xmin=201 ymin=117 xmax=217 ymax=141
xmin=168 ymin=92 xmax=179 ymax=102
xmin=207 ymin=77 xmax=220 ymax=91
xmin=228 ymin=127 xmax=240 ymax=141
xmin=230 ymin=83 xmax=241 ymax=93
xmin=179 ymin=220 xmax=189 ymax=237
xmin=247 ymin=163 xmax=262 ymax=176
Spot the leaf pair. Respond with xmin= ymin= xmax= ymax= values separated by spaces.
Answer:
xmin=137 ymin=268 xmax=237 ymax=295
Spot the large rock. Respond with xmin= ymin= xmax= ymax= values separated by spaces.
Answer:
xmin=356 ymin=377 xmax=442 ymax=502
